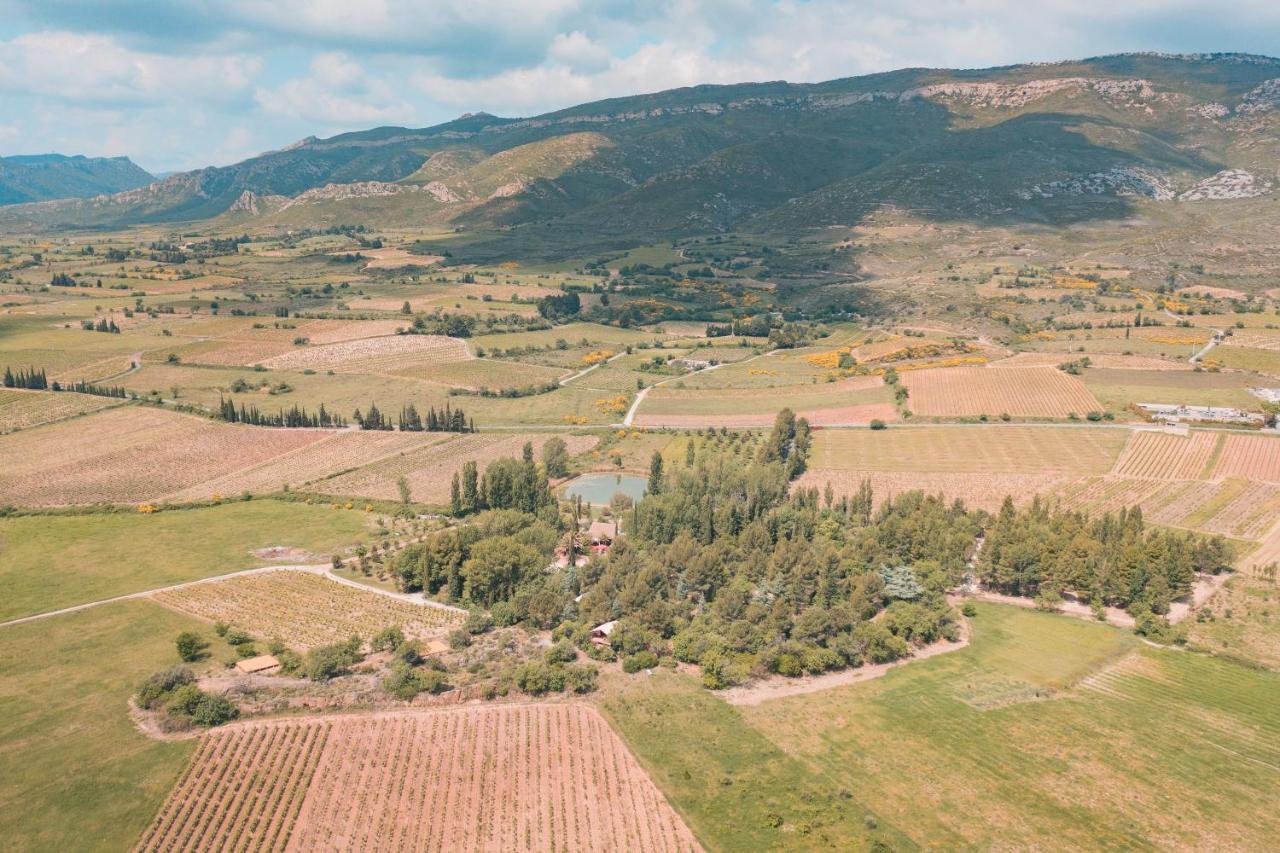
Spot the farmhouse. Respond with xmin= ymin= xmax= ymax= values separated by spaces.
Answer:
xmin=588 ymin=519 xmax=621 ymax=545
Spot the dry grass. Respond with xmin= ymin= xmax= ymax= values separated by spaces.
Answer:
xmin=137 ymin=705 xmax=701 ymax=853
xmin=151 ymin=571 xmax=461 ymax=650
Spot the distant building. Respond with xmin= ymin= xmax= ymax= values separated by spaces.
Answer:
xmin=1138 ymin=403 xmax=1262 ymax=425
xmin=234 ymin=654 xmax=281 ymax=675
xmin=587 ymin=519 xmax=621 ymax=545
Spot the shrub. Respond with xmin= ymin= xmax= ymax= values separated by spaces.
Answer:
xmin=448 ymin=628 xmax=472 ymax=649
xmin=514 ymin=662 xmax=567 ymax=695
xmin=565 ymin=664 xmax=598 ymax=694
xmin=371 ymin=625 xmax=405 ymax=652
xmin=961 ymin=601 xmax=978 ymax=618
xmin=869 ymin=419 xmax=887 ymax=431
xmin=490 ymin=601 xmax=518 ymax=627
xmin=304 ymin=641 xmax=361 ymax=681
xmin=392 ymin=642 xmax=421 ymax=667
xmin=137 ymin=666 xmax=195 ymax=709
xmin=622 ymin=650 xmax=659 ymax=673
xmin=464 ymin=610 xmax=494 ymax=635
xmin=545 ymin=640 xmax=578 ymax=664
xmin=175 ymin=631 xmax=204 ymax=662
xmin=224 ymin=628 xmax=253 ymax=646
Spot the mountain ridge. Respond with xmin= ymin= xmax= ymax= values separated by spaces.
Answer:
xmin=3 ymin=52 xmax=1279 ymax=243
xmin=0 ymin=153 xmax=154 ymax=206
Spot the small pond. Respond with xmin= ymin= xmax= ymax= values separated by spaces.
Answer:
xmin=561 ymin=472 xmax=648 ymax=506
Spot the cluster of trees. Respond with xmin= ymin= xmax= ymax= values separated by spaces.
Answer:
xmin=536 ymin=291 xmax=581 ymax=321
xmin=449 ymin=443 xmax=554 ymax=518
xmin=396 ymin=402 xmax=473 ymax=433
xmin=409 ymin=313 xmax=476 ymax=338
xmin=218 ymin=397 xmax=347 ymax=428
xmin=81 ymin=317 xmax=120 ymax=333
xmin=387 ymin=407 xmax=1231 ymax=691
xmin=2 ymin=366 xmax=47 ymax=389
xmin=50 ymin=272 xmax=77 ymax=287
xmin=136 ymin=667 xmax=238 ymax=729
xmin=978 ymin=498 xmax=1231 ymax=615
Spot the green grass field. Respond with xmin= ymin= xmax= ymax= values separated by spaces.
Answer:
xmin=0 ymin=601 xmax=229 ymax=852
xmin=1211 ymin=345 xmax=1280 ymax=377
xmin=605 ymin=603 xmax=1280 ymax=850
xmin=0 ymin=501 xmax=375 ymax=621
xmin=1083 ymin=367 xmax=1264 ymax=413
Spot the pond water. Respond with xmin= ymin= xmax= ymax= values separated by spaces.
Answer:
xmin=561 ymin=473 xmax=648 ymax=506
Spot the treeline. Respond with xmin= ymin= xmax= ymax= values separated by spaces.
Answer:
xmin=978 ymin=498 xmax=1231 ymax=614
xmin=218 ymin=397 xmax=347 ymax=428
xmin=5 ymin=366 xmax=130 ymax=398
xmin=215 ymin=398 xmax=473 ymax=432
xmin=81 ymin=317 xmax=121 ymax=334
xmin=3 ymin=366 xmax=48 ymax=389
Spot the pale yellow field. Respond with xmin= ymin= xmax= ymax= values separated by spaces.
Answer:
xmin=901 ymin=366 xmax=1102 ymax=418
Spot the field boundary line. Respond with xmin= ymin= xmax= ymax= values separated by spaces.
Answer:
xmin=0 ymin=564 xmax=464 ymax=629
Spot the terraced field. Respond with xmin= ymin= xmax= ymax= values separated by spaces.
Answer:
xmin=1112 ymin=430 xmax=1220 ymax=479
xmin=1213 ymin=433 xmax=1280 ymax=482
xmin=137 ymin=705 xmax=701 ymax=853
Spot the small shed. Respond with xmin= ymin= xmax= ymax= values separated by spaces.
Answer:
xmin=590 ymin=620 xmax=618 ymax=646
xmin=234 ymin=654 xmax=281 ymax=675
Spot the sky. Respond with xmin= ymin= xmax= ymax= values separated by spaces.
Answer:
xmin=0 ymin=0 xmax=1277 ymax=174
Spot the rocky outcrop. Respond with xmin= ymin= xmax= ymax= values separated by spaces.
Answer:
xmin=1179 ymin=169 xmax=1273 ymax=200
xmin=1021 ymin=167 xmax=1175 ymax=201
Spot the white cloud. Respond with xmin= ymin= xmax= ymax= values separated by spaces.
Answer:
xmin=0 ymin=30 xmax=259 ymax=106
xmin=254 ymin=53 xmax=415 ymax=126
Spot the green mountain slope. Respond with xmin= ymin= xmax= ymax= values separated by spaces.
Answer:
xmin=0 ymin=154 xmax=154 ymax=205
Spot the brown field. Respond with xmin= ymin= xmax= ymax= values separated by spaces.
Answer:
xmin=794 ymin=426 xmax=1126 ymax=512
xmin=177 ymin=339 xmax=294 ymax=366
xmin=1242 ymin=523 xmax=1280 ymax=571
xmin=0 ymin=388 xmax=123 ymax=433
xmin=634 ymin=402 xmax=899 ymax=428
xmin=795 ymin=470 xmax=1065 ymax=512
xmin=901 ymin=366 xmax=1101 ymax=417
xmin=316 ymin=432 xmax=599 ymax=503
xmin=151 ymin=571 xmax=462 ymax=649
xmin=258 ymin=335 xmax=469 ymax=373
xmin=1112 ymin=430 xmax=1221 ymax=479
xmin=804 ymin=426 xmax=1127 ymax=474
xmin=992 ymin=352 xmax=1191 ymax=371
xmin=0 ymin=407 xmax=332 ymax=506
xmin=163 ymin=430 xmax=452 ymax=501
xmin=1212 ymin=433 xmax=1280 ymax=483
xmin=136 ymin=705 xmax=701 ymax=853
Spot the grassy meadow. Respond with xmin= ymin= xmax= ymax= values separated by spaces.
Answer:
xmin=606 ymin=603 xmax=1280 ymax=851
xmin=0 ymin=501 xmax=375 ymax=621
xmin=0 ymin=601 xmax=231 ymax=852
